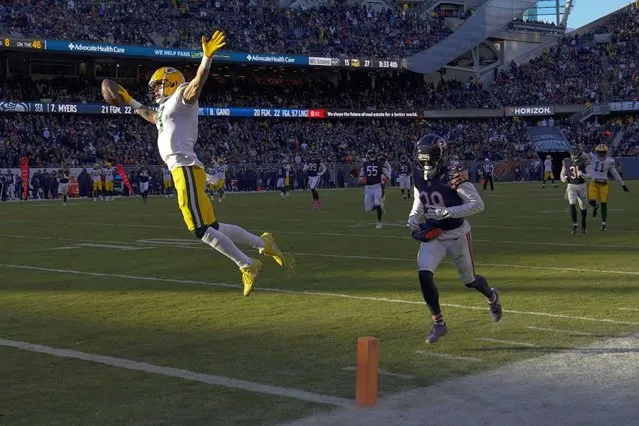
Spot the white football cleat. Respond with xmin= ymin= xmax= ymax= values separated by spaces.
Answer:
xmin=376 ymin=222 xmax=383 ymax=229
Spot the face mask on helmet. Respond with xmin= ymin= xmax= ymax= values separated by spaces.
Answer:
xmin=596 ymin=146 xmax=607 ymax=160
xmin=367 ymin=150 xmax=377 ymax=161
xmin=415 ymin=135 xmax=447 ymax=179
xmin=570 ymin=146 xmax=580 ymax=161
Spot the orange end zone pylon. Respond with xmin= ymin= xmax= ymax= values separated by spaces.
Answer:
xmin=355 ymin=336 xmax=379 ymax=407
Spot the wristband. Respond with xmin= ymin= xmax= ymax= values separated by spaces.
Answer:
xmin=201 ymin=55 xmax=213 ymax=69
xmin=129 ymin=98 xmax=142 ymax=111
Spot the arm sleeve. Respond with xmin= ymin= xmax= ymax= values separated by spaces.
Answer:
xmin=445 ymin=182 xmax=485 ymax=218
xmin=302 ymin=163 xmax=309 ymax=172
xmin=560 ymin=163 xmax=567 ymax=182
xmin=407 ymin=187 xmax=424 ymax=228
xmin=318 ymin=163 xmax=327 ymax=176
xmin=609 ymin=163 xmax=625 ymax=186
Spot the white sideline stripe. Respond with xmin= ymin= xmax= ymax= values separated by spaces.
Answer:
xmin=341 ymin=367 xmax=416 ymax=380
xmin=1 ymin=264 xmax=639 ymax=326
xmin=4 ymin=233 xmax=639 ymax=276
xmin=475 ymin=338 xmax=539 ymax=348
xmin=76 ymin=243 xmax=150 ymax=251
xmin=0 ymin=338 xmax=352 ymax=408
xmin=618 ymin=308 xmax=639 ymax=312
xmin=415 ymin=350 xmax=482 ymax=363
xmin=7 ymin=218 xmax=639 ymax=235
xmin=527 ymin=326 xmax=593 ymax=336
xmin=48 ymin=246 xmax=80 ymax=251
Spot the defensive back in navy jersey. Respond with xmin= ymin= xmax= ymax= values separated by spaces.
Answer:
xmin=412 ymin=165 xmax=465 ymax=230
xmin=562 ymin=157 xmax=587 ymax=185
xmin=361 ymin=159 xmax=386 ymax=186
xmin=398 ymin=161 xmax=411 ymax=175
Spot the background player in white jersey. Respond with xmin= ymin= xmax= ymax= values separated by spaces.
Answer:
xmin=57 ymin=167 xmax=71 ymax=206
xmin=303 ymin=153 xmax=326 ymax=209
xmin=359 ymin=149 xmax=390 ymax=229
xmin=277 ymin=162 xmax=291 ymax=198
xmin=103 ymin=162 xmax=115 ymax=201
xmin=113 ymin=30 xmax=290 ymax=296
xmin=91 ymin=163 xmax=103 ymax=201
xmin=586 ymin=144 xmax=629 ymax=231
xmin=397 ymin=153 xmax=412 ymax=200
xmin=407 ymin=134 xmax=502 ymax=344
xmin=162 ymin=166 xmax=173 ymax=198
xmin=560 ymin=146 xmax=589 ymax=234
xmin=542 ymin=155 xmax=557 ymax=188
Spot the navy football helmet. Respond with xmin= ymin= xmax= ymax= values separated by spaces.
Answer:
xmin=415 ymin=134 xmax=448 ymax=179
xmin=569 ymin=145 xmax=581 ymax=161
xmin=366 ymin=148 xmax=378 ymax=162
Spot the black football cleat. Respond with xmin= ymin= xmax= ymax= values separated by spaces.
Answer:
xmin=592 ymin=204 xmax=598 ymax=218
xmin=571 ymin=224 xmax=577 ymax=235
xmin=488 ymin=288 xmax=502 ymax=322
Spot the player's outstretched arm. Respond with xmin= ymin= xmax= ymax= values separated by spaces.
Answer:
xmin=117 ymin=86 xmax=157 ymax=124
xmin=609 ymin=163 xmax=629 ymax=191
xmin=183 ymin=31 xmax=225 ymax=104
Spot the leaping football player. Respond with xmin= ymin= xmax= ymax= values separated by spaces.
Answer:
xmin=397 ymin=153 xmax=412 ymax=200
xmin=359 ymin=148 xmax=390 ymax=229
xmin=303 ymin=152 xmax=326 ymax=209
xmin=586 ymin=143 xmax=629 ymax=231
xmin=560 ymin=145 xmax=589 ymax=234
xmin=113 ymin=30 xmax=290 ymax=296
xmin=407 ymin=134 xmax=502 ymax=344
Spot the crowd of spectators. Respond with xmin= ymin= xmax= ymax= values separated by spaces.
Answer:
xmin=1 ymin=0 xmax=449 ymax=58
xmin=1 ymin=72 xmax=499 ymax=111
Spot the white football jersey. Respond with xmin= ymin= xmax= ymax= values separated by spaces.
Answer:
xmin=587 ymin=153 xmax=622 ymax=182
xmin=91 ymin=169 xmax=102 ymax=182
xmin=103 ymin=167 xmax=114 ymax=182
xmin=156 ymin=83 xmax=203 ymax=171
xmin=544 ymin=159 xmax=553 ymax=172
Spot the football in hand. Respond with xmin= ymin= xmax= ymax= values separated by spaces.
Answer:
xmin=101 ymin=79 xmax=125 ymax=107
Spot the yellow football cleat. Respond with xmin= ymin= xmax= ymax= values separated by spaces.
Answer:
xmin=240 ymin=259 xmax=263 ymax=297
xmin=259 ymin=233 xmax=291 ymax=268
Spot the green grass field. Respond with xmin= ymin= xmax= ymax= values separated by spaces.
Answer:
xmin=1 ymin=182 xmax=638 ymax=425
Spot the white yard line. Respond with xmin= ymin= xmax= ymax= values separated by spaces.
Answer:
xmin=2 ymin=233 xmax=639 ymax=276
xmin=618 ymin=308 xmax=639 ymax=312
xmin=1 ymin=263 xmax=638 ymax=326
xmin=475 ymin=338 xmax=539 ymax=348
xmin=415 ymin=350 xmax=483 ymax=363
xmin=527 ymin=326 xmax=593 ymax=336
xmin=0 ymin=338 xmax=352 ymax=408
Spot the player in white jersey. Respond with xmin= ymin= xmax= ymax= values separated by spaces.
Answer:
xmin=91 ymin=163 xmax=103 ymax=201
xmin=162 ymin=166 xmax=173 ymax=197
xmin=114 ymin=31 xmax=290 ymax=296
xmin=102 ymin=162 xmax=115 ymax=201
xmin=542 ymin=155 xmax=557 ymax=188
xmin=586 ymin=144 xmax=629 ymax=231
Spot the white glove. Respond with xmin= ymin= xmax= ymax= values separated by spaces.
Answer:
xmin=425 ymin=207 xmax=450 ymax=221
xmin=407 ymin=215 xmax=423 ymax=230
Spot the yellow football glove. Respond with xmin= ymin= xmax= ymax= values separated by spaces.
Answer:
xmin=201 ymin=30 xmax=226 ymax=58
xmin=117 ymin=85 xmax=132 ymax=104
